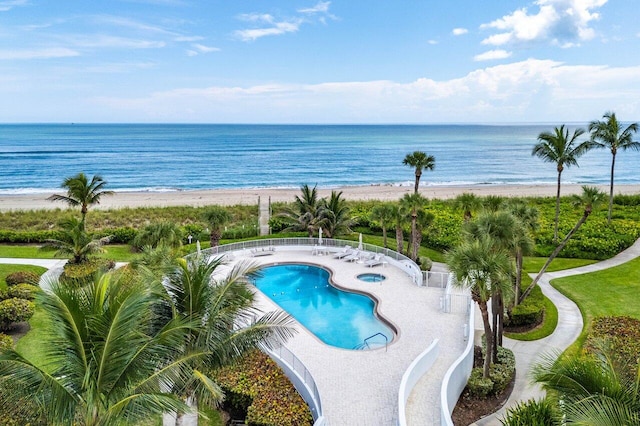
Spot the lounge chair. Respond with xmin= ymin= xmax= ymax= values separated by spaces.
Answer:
xmin=333 ymin=246 xmax=353 ymax=259
xmin=251 ymin=247 xmax=275 ymax=257
xmin=365 ymin=254 xmax=384 ymax=268
xmin=343 ymin=249 xmax=361 ymax=262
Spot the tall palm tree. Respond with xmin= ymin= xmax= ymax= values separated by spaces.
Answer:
xmin=163 ymin=255 xmax=295 ymax=424
xmin=446 ymin=236 xmax=512 ymax=378
xmin=532 ymin=125 xmax=590 ymax=242
xmin=521 ymin=186 xmax=605 ymax=301
xmin=202 ymin=206 xmax=232 ymax=247
xmin=41 ymin=216 xmax=108 ymax=264
xmin=402 ymin=151 xmax=435 ymax=194
xmin=0 ymin=272 xmax=197 ymax=425
xmin=392 ymin=203 xmax=408 ymax=255
xmin=47 ymin=173 xmax=114 ymax=228
xmin=588 ymin=111 xmax=640 ymax=224
xmin=454 ymin=192 xmax=481 ymax=221
xmin=529 ymin=341 xmax=640 ymax=425
xmin=320 ymin=190 xmax=353 ymax=238
xmin=508 ymin=202 xmax=538 ymax=305
xmin=401 ymin=193 xmax=428 ymax=261
xmin=370 ymin=203 xmax=395 ymax=248
xmin=279 ymin=184 xmax=325 ymax=237
xmin=414 ymin=209 xmax=434 ymax=262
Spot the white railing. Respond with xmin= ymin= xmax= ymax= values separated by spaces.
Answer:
xmin=397 ymin=339 xmax=440 ymax=426
xmin=423 ymin=271 xmax=449 ymax=288
xmin=191 ymin=237 xmax=423 ymax=285
xmin=265 ymin=344 xmax=324 ymax=424
xmin=440 ymin=300 xmax=475 ymax=425
xmin=441 ymin=274 xmax=471 ymax=314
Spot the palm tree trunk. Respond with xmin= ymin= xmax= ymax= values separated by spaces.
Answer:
xmin=382 ymin=226 xmax=388 ymax=248
xmin=520 ymin=211 xmax=589 ymax=302
xmin=608 ymin=152 xmax=616 ymax=224
xmin=414 ymin=172 xmax=420 ymax=194
xmin=478 ymin=301 xmax=493 ymax=378
xmin=491 ymin=293 xmax=499 ymax=363
xmin=497 ymin=294 xmax=504 ymax=349
xmin=554 ymin=170 xmax=562 ymax=243
xmin=410 ymin=210 xmax=418 ymax=261
xmin=395 ymin=226 xmax=403 ymax=254
xmin=210 ymin=230 xmax=222 ymax=247
xmin=514 ymin=249 xmax=523 ymax=306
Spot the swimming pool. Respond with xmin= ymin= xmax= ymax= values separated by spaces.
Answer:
xmin=357 ymin=273 xmax=386 ymax=283
xmin=254 ymin=264 xmax=394 ymax=350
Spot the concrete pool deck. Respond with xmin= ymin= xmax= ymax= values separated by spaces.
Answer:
xmin=229 ymin=248 xmax=468 ymax=426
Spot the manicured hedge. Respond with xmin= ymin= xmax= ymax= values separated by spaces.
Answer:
xmin=4 ymin=271 xmax=41 ymax=287
xmin=213 ymin=350 xmax=313 ymax=426
xmin=3 ymin=284 xmax=40 ymax=301
xmin=466 ymin=346 xmax=515 ymax=397
xmin=507 ymin=285 xmax=544 ymax=327
xmin=0 ymin=332 xmax=12 ymax=350
xmin=0 ymin=298 xmax=35 ymax=331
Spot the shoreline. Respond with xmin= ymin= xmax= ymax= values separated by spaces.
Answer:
xmin=1 ymin=183 xmax=639 ymax=212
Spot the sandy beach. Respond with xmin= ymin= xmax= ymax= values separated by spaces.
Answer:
xmin=1 ymin=184 xmax=639 ymax=212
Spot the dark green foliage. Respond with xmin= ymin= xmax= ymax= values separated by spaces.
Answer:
xmin=501 ymin=398 xmax=561 ymax=426
xmin=587 ymin=316 xmax=640 ymax=380
xmin=213 ymin=350 xmax=313 ymax=426
xmin=4 ymin=284 xmax=40 ymax=301
xmin=508 ymin=285 xmax=544 ymax=327
xmin=0 ymin=333 xmax=12 ymax=350
xmin=59 ymin=258 xmax=115 ymax=287
xmin=613 ymin=194 xmax=640 ymax=206
xmin=0 ymin=298 xmax=35 ymax=330
xmin=466 ymin=368 xmax=494 ymax=397
xmin=4 ymin=271 xmax=41 ymax=287
xmin=96 ymin=227 xmax=137 ymax=244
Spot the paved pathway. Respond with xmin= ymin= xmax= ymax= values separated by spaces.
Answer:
xmin=472 ymin=237 xmax=640 ymax=425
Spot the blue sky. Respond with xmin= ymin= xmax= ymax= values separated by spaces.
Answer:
xmin=1 ymin=0 xmax=639 ymax=123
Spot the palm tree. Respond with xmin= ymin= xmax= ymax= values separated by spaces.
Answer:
xmin=202 ymin=206 xmax=232 ymax=248
xmin=532 ymin=125 xmax=590 ymax=242
xmin=414 ymin=209 xmax=434 ymax=262
xmin=0 ymin=272 xmax=197 ymax=425
xmin=370 ymin=203 xmax=395 ymax=248
xmin=320 ymin=190 xmax=353 ymax=238
xmin=588 ymin=111 xmax=640 ymax=224
xmin=508 ymin=202 xmax=538 ymax=305
xmin=133 ymin=221 xmax=184 ymax=250
xmin=454 ymin=192 xmax=481 ymax=221
xmin=446 ymin=236 xmax=512 ymax=378
xmin=482 ymin=195 xmax=504 ymax=213
xmin=401 ymin=193 xmax=428 ymax=261
xmin=163 ymin=255 xmax=295 ymax=424
xmin=529 ymin=341 xmax=640 ymax=424
xmin=47 ymin=173 xmax=114 ymax=228
xmin=42 ymin=216 xmax=108 ymax=264
xmin=402 ymin=151 xmax=435 ymax=194
xmin=279 ymin=184 xmax=325 ymax=237
xmin=392 ymin=203 xmax=408 ymax=255
xmin=521 ymin=186 xmax=605 ymax=301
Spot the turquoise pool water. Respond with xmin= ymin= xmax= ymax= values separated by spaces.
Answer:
xmin=254 ymin=264 xmax=394 ymax=350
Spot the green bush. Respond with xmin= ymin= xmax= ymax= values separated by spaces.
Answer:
xmin=5 ymin=284 xmax=40 ymax=301
xmin=508 ymin=285 xmax=544 ymax=327
xmin=0 ymin=298 xmax=35 ymax=330
xmin=60 ymin=259 xmax=114 ymax=287
xmin=95 ymin=227 xmax=137 ymax=244
xmin=466 ymin=368 xmax=494 ymax=397
xmin=501 ymin=398 xmax=561 ymax=426
xmin=0 ymin=332 xmax=13 ymax=350
xmin=4 ymin=271 xmax=41 ymax=287
xmin=418 ymin=256 xmax=433 ymax=271
xmin=587 ymin=316 xmax=640 ymax=380
xmin=213 ymin=350 xmax=313 ymax=426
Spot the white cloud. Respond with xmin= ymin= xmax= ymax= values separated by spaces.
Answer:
xmin=92 ymin=59 xmax=640 ymax=123
xmin=187 ymin=43 xmax=220 ymax=56
xmin=298 ymin=1 xmax=330 ymax=14
xmin=0 ymin=0 xmax=28 ymax=12
xmin=481 ymin=0 xmax=607 ymax=47
xmin=0 ymin=47 xmax=80 ymax=60
xmin=474 ymin=49 xmax=512 ymax=61
xmin=235 ymin=20 xmax=302 ymax=41
xmin=427 ymin=40 xmax=438 ymax=45
xmin=452 ymin=28 xmax=468 ymax=36
xmin=237 ymin=13 xmax=274 ymax=23
xmin=66 ymin=35 xmax=165 ymax=49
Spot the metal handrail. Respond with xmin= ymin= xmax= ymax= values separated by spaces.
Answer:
xmin=362 ymin=332 xmax=388 ymax=352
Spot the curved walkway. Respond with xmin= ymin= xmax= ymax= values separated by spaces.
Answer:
xmin=472 ymin=237 xmax=640 ymax=425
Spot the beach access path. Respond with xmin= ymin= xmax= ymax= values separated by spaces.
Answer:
xmin=472 ymin=236 xmax=640 ymax=426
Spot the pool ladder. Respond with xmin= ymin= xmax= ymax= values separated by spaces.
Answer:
xmin=354 ymin=332 xmax=388 ymax=352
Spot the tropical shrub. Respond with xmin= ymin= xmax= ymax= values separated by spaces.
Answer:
xmin=507 ymin=285 xmax=544 ymax=327
xmin=466 ymin=368 xmax=494 ymax=397
xmin=466 ymin=346 xmax=515 ymax=397
xmin=213 ymin=350 xmax=313 ymax=426
xmin=59 ymin=259 xmax=115 ymax=287
xmin=501 ymin=398 xmax=561 ymax=426
xmin=587 ymin=316 xmax=640 ymax=379
xmin=95 ymin=227 xmax=137 ymax=244
xmin=4 ymin=284 xmax=40 ymax=301
xmin=0 ymin=333 xmax=12 ymax=350
xmin=4 ymin=271 xmax=40 ymax=287
xmin=0 ymin=298 xmax=35 ymax=330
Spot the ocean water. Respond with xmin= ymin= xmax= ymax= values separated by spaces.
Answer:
xmin=0 ymin=124 xmax=638 ymax=194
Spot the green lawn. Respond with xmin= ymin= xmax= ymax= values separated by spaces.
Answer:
xmin=522 ymin=256 xmax=597 ymax=273
xmin=0 ymin=244 xmax=138 ymax=262
xmin=552 ymin=257 xmax=640 ymax=348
